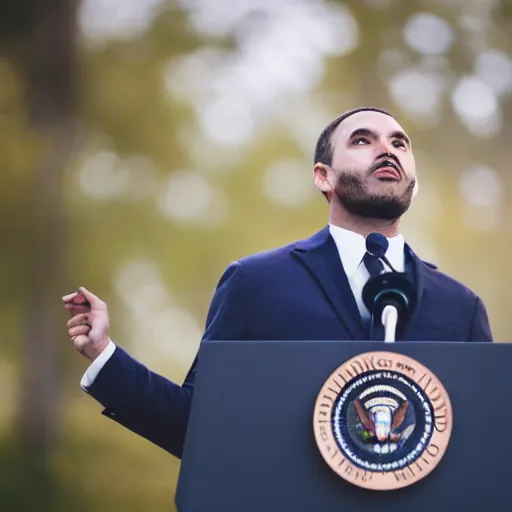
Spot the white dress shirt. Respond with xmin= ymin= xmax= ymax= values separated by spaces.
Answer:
xmin=328 ymin=224 xmax=405 ymax=321
xmin=80 ymin=225 xmax=406 ymax=390
xmin=80 ymin=338 xmax=116 ymax=390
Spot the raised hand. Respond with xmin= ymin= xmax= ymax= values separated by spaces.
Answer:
xmin=63 ymin=287 xmax=110 ymax=361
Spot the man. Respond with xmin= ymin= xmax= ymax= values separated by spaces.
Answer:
xmin=63 ymin=107 xmax=493 ymax=459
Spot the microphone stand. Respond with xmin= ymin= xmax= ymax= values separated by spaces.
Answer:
xmin=363 ymin=234 xmax=416 ymax=343
xmin=381 ymin=305 xmax=398 ymax=342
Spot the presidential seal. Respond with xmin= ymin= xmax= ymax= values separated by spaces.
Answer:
xmin=313 ymin=352 xmax=452 ymax=491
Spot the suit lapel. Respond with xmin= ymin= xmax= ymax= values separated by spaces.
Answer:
xmin=402 ymin=244 xmax=426 ymax=337
xmin=291 ymin=227 xmax=366 ymax=340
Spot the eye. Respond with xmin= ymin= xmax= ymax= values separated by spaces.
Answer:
xmin=392 ymin=139 xmax=407 ymax=149
xmin=352 ymin=137 xmax=369 ymax=145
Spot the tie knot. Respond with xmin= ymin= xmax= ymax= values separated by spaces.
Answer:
xmin=363 ymin=251 xmax=384 ymax=278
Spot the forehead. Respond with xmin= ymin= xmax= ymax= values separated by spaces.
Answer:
xmin=332 ymin=111 xmax=407 ymax=143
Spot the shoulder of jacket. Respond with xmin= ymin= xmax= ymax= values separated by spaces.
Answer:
xmin=422 ymin=260 xmax=438 ymax=270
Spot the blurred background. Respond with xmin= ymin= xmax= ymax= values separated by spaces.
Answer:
xmin=1 ymin=0 xmax=511 ymax=510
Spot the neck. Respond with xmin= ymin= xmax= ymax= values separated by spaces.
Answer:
xmin=329 ymin=203 xmax=401 ymax=238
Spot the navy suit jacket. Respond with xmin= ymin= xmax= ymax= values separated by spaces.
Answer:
xmin=87 ymin=227 xmax=493 ymax=458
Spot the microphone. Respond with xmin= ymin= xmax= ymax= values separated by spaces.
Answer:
xmin=365 ymin=232 xmax=398 ymax=273
xmin=362 ymin=233 xmax=416 ymax=342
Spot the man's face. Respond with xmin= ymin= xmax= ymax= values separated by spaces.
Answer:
xmin=316 ymin=111 xmax=417 ymax=220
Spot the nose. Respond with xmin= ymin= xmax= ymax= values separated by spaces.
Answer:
xmin=374 ymin=146 xmax=401 ymax=171
xmin=378 ymin=152 xmax=396 ymax=163
xmin=375 ymin=136 xmax=396 ymax=156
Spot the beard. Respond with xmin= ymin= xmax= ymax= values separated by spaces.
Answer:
xmin=334 ymin=168 xmax=415 ymax=221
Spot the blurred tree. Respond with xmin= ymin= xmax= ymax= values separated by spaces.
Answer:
xmin=1 ymin=0 xmax=81 ymax=510
xmin=0 ymin=0 xmax=204 ymax=509
xmin=18 ymin=0 xmax=79 ymax=451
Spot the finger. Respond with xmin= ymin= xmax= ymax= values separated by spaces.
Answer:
xmin=64 ymin=302 xmax=89 ymax=309
xmin=63 ymin=297 xmax=90 ymax=312
xmin=64 ymin=304 xmax=90 ymax=316
xmin=62 ymin=292 xmax=78 ymax=302
xmin=67 ymin=313 xmax=90 ymax=329
xmin=78 ymin=287 xmax=105 ymax=309
xmin=72 ymin=334 xmax=90 ymax=351
xmin=69 ymin=324 xmax=91 ymax=338
xmin=63 ymin=291 xmax=89 ymax=304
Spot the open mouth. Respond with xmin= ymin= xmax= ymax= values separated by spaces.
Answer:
xmin=373 ymin=160 xmax=401 ymax=180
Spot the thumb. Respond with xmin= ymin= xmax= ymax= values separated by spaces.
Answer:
xmin=78 ymin=286 xmax=105 ymax=309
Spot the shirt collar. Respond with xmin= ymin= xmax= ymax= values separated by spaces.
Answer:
xmin=328 ymin=224 xmax=405 ymax=277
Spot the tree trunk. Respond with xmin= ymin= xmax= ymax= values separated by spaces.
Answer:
xmin=16 ymin=0 xmax=78 ymax=462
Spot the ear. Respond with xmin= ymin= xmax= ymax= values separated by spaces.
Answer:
xmin=313 ymin=163 xmax=335 ymax=195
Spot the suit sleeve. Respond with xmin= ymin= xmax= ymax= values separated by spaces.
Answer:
xmin=85 ymin=262 xmax=247 ymax=459
xmin=469 ymin=296 xmax=493 ymax=342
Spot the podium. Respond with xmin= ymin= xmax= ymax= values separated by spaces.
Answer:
xmin=175 ymin=340 xmax=510 ymax=511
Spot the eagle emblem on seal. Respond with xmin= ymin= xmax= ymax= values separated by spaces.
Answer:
xmin=354 ymin=398 xmax=410 ymax=446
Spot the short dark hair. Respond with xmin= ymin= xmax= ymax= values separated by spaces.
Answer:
xmin=314 ymin=107 xmax=394 ymax=165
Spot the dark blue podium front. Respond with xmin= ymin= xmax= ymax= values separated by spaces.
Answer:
xmin=176 ymin=340 xmax=509 ymax=512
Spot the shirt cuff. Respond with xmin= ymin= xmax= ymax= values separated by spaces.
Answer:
xmin=80 ymin=339 xmax=117 ymax=391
